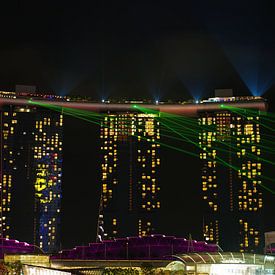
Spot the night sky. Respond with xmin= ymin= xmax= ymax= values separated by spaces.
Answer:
xmin=1 ymin=1 xmax=275 ymax=249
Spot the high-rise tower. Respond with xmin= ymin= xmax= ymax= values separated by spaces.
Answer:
xmin=0 ymin=101 xmax=63 ymax=253
xmin=199 ymin=97 xmax=265 ymax=252
xmin=97 ymin=112 xmax=161 ymax=240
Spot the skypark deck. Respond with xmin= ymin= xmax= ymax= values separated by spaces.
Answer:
xmin=0 ymin=96 xmax=267 ymax=117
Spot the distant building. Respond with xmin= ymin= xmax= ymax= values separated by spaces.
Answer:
xmin=0 ymin=100 xmax=63 ymax=253
xmin=97 ymin=112 xmax=161 ymax=240
xmin=199 ymin=95 xmax=267 ymax=252
xmin=265 ymin=231 xmax=275 ymax=254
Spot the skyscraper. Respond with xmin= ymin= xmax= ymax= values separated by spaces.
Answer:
xmin=199 ymin=97 xmax=266 ymax=252
xmin=0 ymin=100 xmax=63 ymax=253
xmin=97 ymin=112 xmax=161 ymax=240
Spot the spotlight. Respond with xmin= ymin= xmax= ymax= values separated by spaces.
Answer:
xmin=101 ymin=99 xmax=105 ymax=103
xmin=155 ymin=100 xmax=159 ymax=104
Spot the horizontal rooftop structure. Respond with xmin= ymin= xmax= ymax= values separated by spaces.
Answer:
xmin=0 ymin=92 xmax=267 ymax=117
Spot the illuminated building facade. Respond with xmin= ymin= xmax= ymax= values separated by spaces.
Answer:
xmin=199 ymin=103 xmax=264 ymax=252
xmin=0 ymin=104 xmax=63 ymax=253
xmin=97 ymin=112 xmax=161 ymax=240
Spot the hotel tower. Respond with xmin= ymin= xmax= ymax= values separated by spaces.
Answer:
xmin=97 ymin=112 xmax=161 ymax=240
xmin=199 ymin=92 xmax=266 ymax=252
xmin=0 ymin=93 xmax=63 ymax=253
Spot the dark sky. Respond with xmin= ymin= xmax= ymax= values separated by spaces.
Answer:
xmin=1 ymin=1 xmax=275 ymax=99
xmin=1 ymin=1 xmax=275 ymax=249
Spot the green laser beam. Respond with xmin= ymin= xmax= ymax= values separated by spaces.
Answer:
xmin=28 ymin=100 xmax=275 ymax=193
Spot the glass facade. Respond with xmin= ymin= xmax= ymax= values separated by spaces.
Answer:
xmin=168 ymin=253 xmax=275 ymax=275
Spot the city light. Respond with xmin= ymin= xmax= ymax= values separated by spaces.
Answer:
xmin=2 ymin=93 xmax=275 ymax=256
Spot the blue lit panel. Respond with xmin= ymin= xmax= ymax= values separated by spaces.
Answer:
xmin=33 ymin=113 xmax=63 ymax=252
